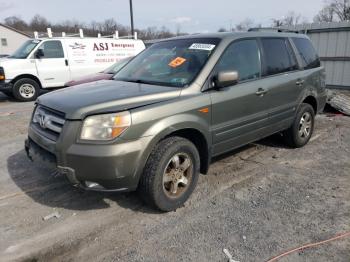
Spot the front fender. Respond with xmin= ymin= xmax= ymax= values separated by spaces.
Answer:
xmin=130 ymin=114 xmax=211 ymax=183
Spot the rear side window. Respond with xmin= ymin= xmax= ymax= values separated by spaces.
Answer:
xmin=39 ymin=41 xmax=64 ymax=58
xmin=216 ymin=39 xmax=261 ymax=82
xmin=261 ymin=38 xmax=298 ymax=76
xmin=292 ymin=38 xmax=321 ymax=69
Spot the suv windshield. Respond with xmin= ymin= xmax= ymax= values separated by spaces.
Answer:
xmin=10 ymin=39 xmax=41 ymax=59
xmin=114 ymin=38 xmax=220 ymax=87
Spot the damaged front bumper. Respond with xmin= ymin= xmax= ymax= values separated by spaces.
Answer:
xmin=25 ymin=122 xmax=153 ymax=192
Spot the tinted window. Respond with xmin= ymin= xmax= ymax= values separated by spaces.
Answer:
xmin=261 ymin=38 xmax=298 ymax=76
xmin=39 ymin=41 xmax=64 ymax=58
xmin=216 ymin=39 xmax=260 ymax=82
xmin=292 ymin=38 xmax=320 ymax=69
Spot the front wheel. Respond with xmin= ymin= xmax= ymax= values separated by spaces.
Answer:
xmin=284 ymin=103 xmax=315 ymax=148
xmin=138 ymin=136 xmax=200 ymax=212
xmin=12 ymin=78 xmax=40 ymax=102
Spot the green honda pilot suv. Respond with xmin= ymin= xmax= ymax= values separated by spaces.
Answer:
xmin=25 ymin=31 xmax=327 ymax=211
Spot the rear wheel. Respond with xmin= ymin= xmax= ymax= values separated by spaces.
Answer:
xmin=138 ymin=136 xmax=200 ymax=211
xmin=284 ymin=103 xmax=315 ymax=148
xmin=12 ymin=78 xmax=40 ymax=102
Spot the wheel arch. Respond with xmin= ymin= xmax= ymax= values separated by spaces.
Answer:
xmin=163 ymin=128 xmax=210 ymax=175
xmin=302 ymin=95 xmax=318 ymax=113
xmin=10 ymin=74 xmax=42 ymax=88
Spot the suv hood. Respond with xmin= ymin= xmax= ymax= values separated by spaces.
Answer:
xmin=37 ymin=80 xmax=181 ymax=119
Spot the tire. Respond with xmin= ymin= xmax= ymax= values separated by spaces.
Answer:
xmin=284 ymin=103 xmax=315 ymax=148
xmin=138 ymin=136 xmax=200 ymax=212
xmin=12 ymin=78 xmax=40 ymax=102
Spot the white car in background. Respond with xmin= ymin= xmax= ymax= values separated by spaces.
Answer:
xmin=0 ymin=37 xmax=145 ymax=101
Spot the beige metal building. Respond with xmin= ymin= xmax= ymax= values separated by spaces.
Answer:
xmin=0 ymin=24 xmax=30 ymax=56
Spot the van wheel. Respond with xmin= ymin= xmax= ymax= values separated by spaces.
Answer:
xmin=13 ymin=78 xmax=40 ymax=102
xmin=284 ymin=103 xmax=315 ymax=148
xmin=138 ymin=136 xmax=200 ymax=212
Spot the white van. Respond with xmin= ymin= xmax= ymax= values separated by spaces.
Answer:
xmin=0 ymin=36 xmax=145 ymax=101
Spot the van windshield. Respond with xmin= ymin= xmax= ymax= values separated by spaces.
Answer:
xmin=10 ymin=39 xmax=41 ymax=59
xmin=114 ymin=38 xmax=220 ymax=87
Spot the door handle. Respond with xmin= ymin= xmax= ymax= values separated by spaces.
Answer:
xmin=296 ymin=79 xmax=304 ymax=86
xmin=255 ymin=88 xmax=268 ymax=96
xmin=65 ymin=59 xmax=69 ymax=66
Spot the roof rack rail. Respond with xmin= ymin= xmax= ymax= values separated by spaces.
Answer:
xmin=248 ymin=27 xmax=300 ymax=34
xmin=33 ymin=28 xmax=138 ymax=39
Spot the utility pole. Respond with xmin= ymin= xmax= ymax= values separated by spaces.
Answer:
xmin=129 ymin=0 xmax=135 ymax=36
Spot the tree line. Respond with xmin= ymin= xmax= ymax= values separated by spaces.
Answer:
xmin=2 ymin=15 xmax=176 ymax=40
xmin=2 ymin=0 xmax=349 ymax=38
xmin=219 ymin=0 xmax=349 ymax=32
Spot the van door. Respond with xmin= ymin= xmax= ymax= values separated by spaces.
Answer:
xmin=210 ymin=39 xmax=270 ymax=156
xmin=34 ymin=40 xmax=70 ymax=88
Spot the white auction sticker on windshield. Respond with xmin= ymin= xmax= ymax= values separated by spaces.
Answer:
xmin=189 ymin=43 xmax=216 ymax=51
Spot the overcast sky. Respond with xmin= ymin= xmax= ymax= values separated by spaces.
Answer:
xmin=1 ymin=0 xmax=326 ymax=33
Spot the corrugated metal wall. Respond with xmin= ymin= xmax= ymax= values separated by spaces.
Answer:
xmin=284 ymin=22 xmax=350 ymax=89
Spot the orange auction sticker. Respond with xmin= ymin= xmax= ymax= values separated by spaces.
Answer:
xmin=168 ymin=57 xmax=187 ymax=68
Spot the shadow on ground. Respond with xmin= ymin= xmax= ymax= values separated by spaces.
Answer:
xmin=6 ymin=149 xmax=161 ymax=214
xmin=7 ymin=133 xmax=288 ymax=214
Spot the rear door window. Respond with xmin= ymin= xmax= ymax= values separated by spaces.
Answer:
xmin=292 ymin=38 xmax=321 ymax=69
xmin=216 ymin=39 xmax=261 ymax=82
xmin=38 ymin=41 xmax=64 ymax=58
xmin=261 ymin=38 xmax=298 ymax=76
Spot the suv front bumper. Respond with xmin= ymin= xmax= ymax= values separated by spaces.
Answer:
xmin=25 ymin=123 xmax=153 ymax=192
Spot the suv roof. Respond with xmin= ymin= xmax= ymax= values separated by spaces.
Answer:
xmin=158 ymin=31 xmax=309 ymax=42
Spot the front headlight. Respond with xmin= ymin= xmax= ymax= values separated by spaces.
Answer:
xmin=80 ymin=111 xmax=131 ymax=141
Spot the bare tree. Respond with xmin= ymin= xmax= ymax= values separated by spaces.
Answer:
xmin=314 ymin=5 xmax=336 ymax=22
xmin=30 ymin=15 xmax=50 ymax=32
xmin=314 ymin=0 xmax=350 ymax=22
xmin=283 ymin=11 xmax=302 ymax=26
xmin=2 ymin=15 xmax=175 ymax=39
xmin=330 ymin=0 xmax=350 ymax=20
xmin=235 ymin=18 xmax=255 ymax=31
xmin=3 ymin=16 xmax=28 ymax=31
xmin=271 ymin=11 xmax=306 ymax=27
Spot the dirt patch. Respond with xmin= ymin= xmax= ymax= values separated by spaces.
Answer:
xmin=0 ymin=99 xmax=349 ymax=261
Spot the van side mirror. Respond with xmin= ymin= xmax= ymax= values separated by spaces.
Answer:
xmin=213 ymin=71 xmax=239 ymax=89
xmin=35 ymin=49 xmax=44 ymax=59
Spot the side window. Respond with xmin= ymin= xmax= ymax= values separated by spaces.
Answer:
xmin=38 ymin=41 xmax=64 ymax=58
xmin=216 ymin=39 xmax=261 ymax=82
xmin=292 ymin=38 xmax=321 ymax=69
xmin=261 ymin=38 xmax=298 ymax=76
xmin=1 ymin=38 xmax=7 ymax=46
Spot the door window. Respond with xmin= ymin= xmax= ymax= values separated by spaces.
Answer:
xmin=261 ymin=38 xmax=298 ymax=76
xmin=292 ymin=38 xmax=320 ymax=69
xmin=216 ymin=39 xmax=261 ymax=82
xmin=38 ymin=41 xmax=64 ymax=58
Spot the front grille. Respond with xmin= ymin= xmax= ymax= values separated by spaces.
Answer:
xmin=32 ymin=105 xmax=65 ymax=141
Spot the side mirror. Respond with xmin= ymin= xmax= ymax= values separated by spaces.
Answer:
xmin=35 ymin=49 xmax=44 ymax=59
xmin=214 ymin=71 xmax=239 ymax=89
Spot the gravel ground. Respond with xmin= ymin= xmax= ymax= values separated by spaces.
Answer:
xmin=0 ymin=91 xmax=349 ymax=262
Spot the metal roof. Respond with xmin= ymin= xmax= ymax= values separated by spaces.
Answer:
xmin=0 ymin=23 xmax=31 ymax=38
